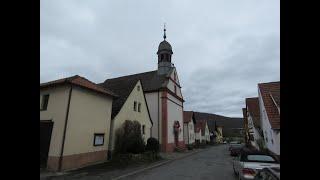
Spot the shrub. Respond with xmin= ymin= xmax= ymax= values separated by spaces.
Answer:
xmin=187 ymin=144 xmax=194 ymax=150
xmin=114 ymin=120 xmax=145 ymax=154
xmin=145 ymin=137 xmax=160 ymax=153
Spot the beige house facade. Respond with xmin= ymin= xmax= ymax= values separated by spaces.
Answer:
xmin=101 ymin=80 xmax=153 ymax=153
xmin=215 ymin=126 xmax=223 ymax=143
xmin=40 ymin=75 xmax=117 ymax=171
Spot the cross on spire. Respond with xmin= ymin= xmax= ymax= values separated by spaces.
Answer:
xmin=163 ymin=23 xmax=166 ymax=40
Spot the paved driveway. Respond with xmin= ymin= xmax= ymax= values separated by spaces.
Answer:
xmin=124 ymin=144 xmax=237 ymax=180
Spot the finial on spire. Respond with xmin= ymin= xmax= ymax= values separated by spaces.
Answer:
xmin=163 ymin=23 xmax=166 ymax=40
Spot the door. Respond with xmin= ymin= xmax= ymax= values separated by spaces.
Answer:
xmin=40 ymin=121 xmax=53 ymax=168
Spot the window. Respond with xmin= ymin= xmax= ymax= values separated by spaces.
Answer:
xmin=93 ymin=133 xmax=104 ymax=146
xmin=174 ymin=72 xmax=176 ymax=81
xmin=134 ymin=101 xmax=137 ymax=111
xmin=161 ymin=54 xmax=164 ymax=60
xmin=137 ymin=85 xmax=140 ymax=91
xmin=174 ymin=85 xmax=177 ymax=94
xmin=41 ymin=94 xmax=50 ymax=111
xmin=142 ymin=125 xmax=145 ymax=135
xmin=246 ymin=155 xmax=277 ymax=163
xmin=138 ymin=103 xmax=141 ymax=112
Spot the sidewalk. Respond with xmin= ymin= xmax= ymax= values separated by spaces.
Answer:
xmin=40 ymin=146 xmax=212 ymax=180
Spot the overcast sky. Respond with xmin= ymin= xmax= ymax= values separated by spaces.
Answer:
xmin=40 ymin=0 xmax=279 ymax=117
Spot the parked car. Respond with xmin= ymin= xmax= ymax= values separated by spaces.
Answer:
xmin=229 ymin=143 xmax=243 ymax=151
xmin=254 ymin=167 xmax=280 ymax=180
xmin=230 ymin=144 xmax=243 ymax=156
xmin=230 ymin=141 xmax=240 ymax=144
xmin=233 ymin=149 xmax=280 ymax=180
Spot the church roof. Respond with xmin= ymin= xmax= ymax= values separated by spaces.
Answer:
xmin=157 ymin=40 xmax=173 ymax=54
xmin=100 ymin=68 xmax=174 ymax=93
xmin=99 ymin=78 xmax=139 ymax=119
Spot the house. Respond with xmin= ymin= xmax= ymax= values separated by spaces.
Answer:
xmin=99 ymin=28 xmax=185 ymax=152
xmin=242 ymin=108 xmax=249 ymax=145
xmin=193 ymin=112 xmax=243 ymax=138
xmin=194 ymin=120 xmax=210 ymax=143
xmin=245 ymin=97 xmax=263 ymax=150
xmin=99 ymin=79 xmax=153 ymax=156
xmin=40 ymin=75 xmax=117 ymax=171
xmin=194 ymin=122 xmax=202 ymax=144
xmin=183 ymin=111 xmax=196 ymax=145
xmin=214 ymin=123 xmax=224 ymax=144
xmin=203 ymin=120 xmax=210 ymax=143
xmin=258 ymin=81 xmax=280 ymax=155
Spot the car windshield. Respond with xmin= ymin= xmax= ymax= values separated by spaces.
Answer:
xmin=246 ymin=155 xmax=277 ymax=162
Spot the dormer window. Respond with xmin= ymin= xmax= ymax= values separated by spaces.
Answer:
xmin=137 ymin=85 xmax=140 ymax=91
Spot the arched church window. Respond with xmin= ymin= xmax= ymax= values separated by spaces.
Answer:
xmin=161 ymin=54 xmax=164 ymax=60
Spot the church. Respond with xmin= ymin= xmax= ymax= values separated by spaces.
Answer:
xmin=100 ymin=27 xmax=185 ymax=152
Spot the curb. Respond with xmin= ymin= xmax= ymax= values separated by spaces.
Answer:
xmin=111 ymin=147 xmax=211 ymax=180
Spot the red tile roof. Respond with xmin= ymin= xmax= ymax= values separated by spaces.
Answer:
xmin=195 ymin=119 xmax=207 ymax=135
xmin=245 ymin=97 xmax=261 ymax=128
xmin=40 ymin=75 xmax=118 ymax=97
xmin=258 ymin=81 xmax=280 ymax=129
xmin=183 ymin=111 xmax=194 ymax=123
xmin=242 ymin=108 xmax=248 ymax=129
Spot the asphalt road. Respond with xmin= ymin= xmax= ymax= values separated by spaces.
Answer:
xmin=124 ymin=144 xmax=237 ymax=180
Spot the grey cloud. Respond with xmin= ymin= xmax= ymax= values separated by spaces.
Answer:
xmin=41 ymin=0 xmax=279 ymax=117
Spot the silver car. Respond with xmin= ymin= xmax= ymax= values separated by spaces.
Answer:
xmin=254 ymin=167 xmax=280 ymax=180
xmin=233 ymin=150 xmax=280 ymax=180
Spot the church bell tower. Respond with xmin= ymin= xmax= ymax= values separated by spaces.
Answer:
xmin=157 ymin=24 xmax=173 ymax=75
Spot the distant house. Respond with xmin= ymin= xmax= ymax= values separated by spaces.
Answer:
xmin=245 ymin=97 xmax=263 ymax=150
xmin=258 ymin=82 xmax=280 ymax=155
xmin=194 ymin=119 xmax=210 ymax=143
xmin=183 ymin=111 xmax=196 ymax=145
xmin=214 ymin=124 xmax=223 ymax=143
xmin=193 ymin=112 xmax=243 ymax=138
xmin=203 ymin=121 xmax=210 ymax=142
xmin=99 ymin=79 xmax=153 ymax=156
xmin=242 ymin=108 xmax=249 ymax=145
xmin=195 ymin=125 xmax=202 ymax=143
xmin=40 ymin=75 xmax=117 ymax=171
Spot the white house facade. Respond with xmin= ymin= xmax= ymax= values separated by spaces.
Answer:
xmin=258 ymin=82 xmax=280 ymax=155
xmin=183 ymin=111 xmax=196 ymax=145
